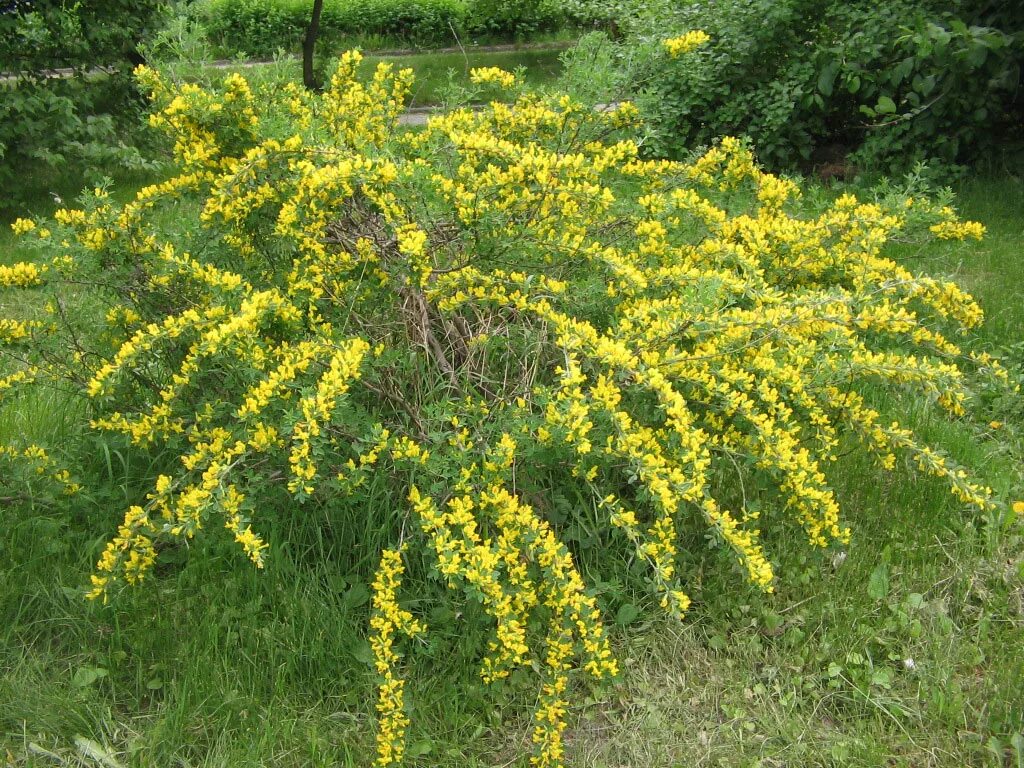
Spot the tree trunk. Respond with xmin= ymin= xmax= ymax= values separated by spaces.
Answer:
xmin=302 ymin=0 xmax=324 ymax=91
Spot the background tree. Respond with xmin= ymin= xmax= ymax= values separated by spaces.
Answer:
xmin=302 ymin=0 xmax=325 ymax=91
xmin=0 ymin=0 xmax=168 ymax=209
xmin=566 ymin=0 xmax=1022 ymax=174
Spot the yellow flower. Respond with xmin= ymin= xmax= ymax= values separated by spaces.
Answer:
xmin=469 ymin=67 xmax=518 ymax=89
xmin=0 ymin=262 xmax=45 ymax=287
xmin=1013 ymin=501 xmax=1024 ymax=515
xmin=663 ymin=30 xmax=711 ymax=57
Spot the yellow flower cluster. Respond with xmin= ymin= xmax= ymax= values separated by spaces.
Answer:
xmin=370 ymin=547 xmax=425 ymax=767
xmin=0 ymin=319 xmax=42 ymax=344
xmin=930 ymin=218 xmax=986 ymax=240
xmin=663 ymin=30 xmax=712 ymax=57
xmin=0 ymin=262 xmax=45 ymax=288
xmin=469 ymin=66 xmax=518 ymax=89
xmin=288 ymin=337 xmax=369 ymax=494
xmin=0 ymin=442 xmax=81 ymax=496
xmin=409 ymin=472 xmax=616 ymax=766
xmin=10 ymin=218 xmax=35 ymax=235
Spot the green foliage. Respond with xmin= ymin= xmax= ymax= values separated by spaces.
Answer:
xmin=201 ymin=0 xmax=470 ymax=56
xmin=0 ymin=0 xmax=167 ymax=208
xmin=588 ymin=0 xmax=1022 ymax=173
xmin=0 ymin=0 xmax=166 ymax=70
xmin=464 ymin=0 xmax=565 ymax=39
xmin=199 ymin=0 xmax=582 ymax=57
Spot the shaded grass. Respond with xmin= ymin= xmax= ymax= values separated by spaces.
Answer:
xmin=1 ymin=170 xmax=1022 ymax=766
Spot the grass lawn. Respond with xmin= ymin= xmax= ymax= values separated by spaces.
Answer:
xmin=155 ymin=47 xmax=567 ymax=108
xmin=1 ymin=144 xmax=1022 ymax=767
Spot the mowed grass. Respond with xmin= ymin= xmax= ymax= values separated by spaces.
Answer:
xmin=1 ymin=167 xmax=1022 ymax=766
xmin=159 ymin=47 xmax=566 ymax=108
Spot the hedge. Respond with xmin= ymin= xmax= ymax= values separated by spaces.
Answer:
xmin=203 ymin=0 xmax=470 ymax=55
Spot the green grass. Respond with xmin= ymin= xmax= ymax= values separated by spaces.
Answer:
xmin=2 ymin=161 xmax=1023 ymax=767
xmin=158 ymin=47 xmax=566 ymax=108
xmin=368 ymin=47 xmax=565 ymax=107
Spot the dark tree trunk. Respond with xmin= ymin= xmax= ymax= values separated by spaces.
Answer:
xmin=302 ymin=0 xmax=324 ymax=91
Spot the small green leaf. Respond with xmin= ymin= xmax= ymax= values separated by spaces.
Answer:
xmin=867 ymin=563 xmax=889 ymax=600
xmin=817 ymin=62 xmax=839 ymax=97
xmin=870 ymin=668 xmax=892 ymax=689
xmin=761 ymin=611 xmax=784 ymax=633
xmin=72 ymin=666 xmax=107 ymax=688
xmin=351 ymin=641 xmax=375 ymax=666
xmin=876 ymin=95 xmax=897 ymax=115
xmin=407 ymin=740 xmax=434 ymax=757
xmin=146 ymin=677 xmax=163 ymax=691
xmin=615 ymin=603 xmax=640 ymax=626
xmin=74 ymin=736 xmax=125 ymax=768
xmin=343 ymin=583 xmax=370 ymax=608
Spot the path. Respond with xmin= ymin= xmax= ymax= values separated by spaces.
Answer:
xmin=1 ymin=41 xmax=575 ymax=83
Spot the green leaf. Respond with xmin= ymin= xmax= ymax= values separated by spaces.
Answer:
xmin=870 ymin=668 xmax=892 ymax=689
xmin=74 ymin=736 xmax=125 ymax=768
xmin=615 ymin=603 xmax=640 ymax=626
xmin=351 ymin=641 xmax=375 ymax=666
xmin=407 ymin=740 xmax=434 ymax=757
xmin=72 ymin=666 xmax=107 ymax=687
xmin=761 ymin=610 xmax=784 ymax=633
xmin=343 ymin=583 xmax=370 ymax=608
xmin=967 ymin=45 xmax=988 ymax=68
xmin=817 ymin=62 xmax=838 ymax=97
xmin=867 ymin=563 xmax=889 ymax=600
xmin=875 ymin=96 xmax=897 ymax=115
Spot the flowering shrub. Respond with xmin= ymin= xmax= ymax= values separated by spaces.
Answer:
xmin=1 ymin=53 xmax=1010 ymax=765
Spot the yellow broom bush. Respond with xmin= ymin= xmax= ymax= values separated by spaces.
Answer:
xmin=1 ymin=51 xmax=1009 ymax=766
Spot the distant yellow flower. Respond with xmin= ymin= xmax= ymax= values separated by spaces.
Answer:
xmin=469 ymin=67 xmax=517 ymax=89
xmin=989 ymin=420 xmax=1003 ymax=429
xmin=1013 ymin=501 xmax=1024 ymax=515
xmin=10 ymin=218 xmax=35 ymax=235
xmin=663 ymin=30 xmax=711 ymax=57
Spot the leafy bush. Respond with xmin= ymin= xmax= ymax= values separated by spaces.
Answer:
xmin=3 ymin=57 xmax=1011 ymax=766
xmin=202 ymin=0 xmax=469 ymax=55
xmin=0 ymin=0 xmax=167 ymax=205
xmin=587 ymin=0 xmax=1022 ymax=172
xmin=464 ymin=0 xmax=565 ymax=39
